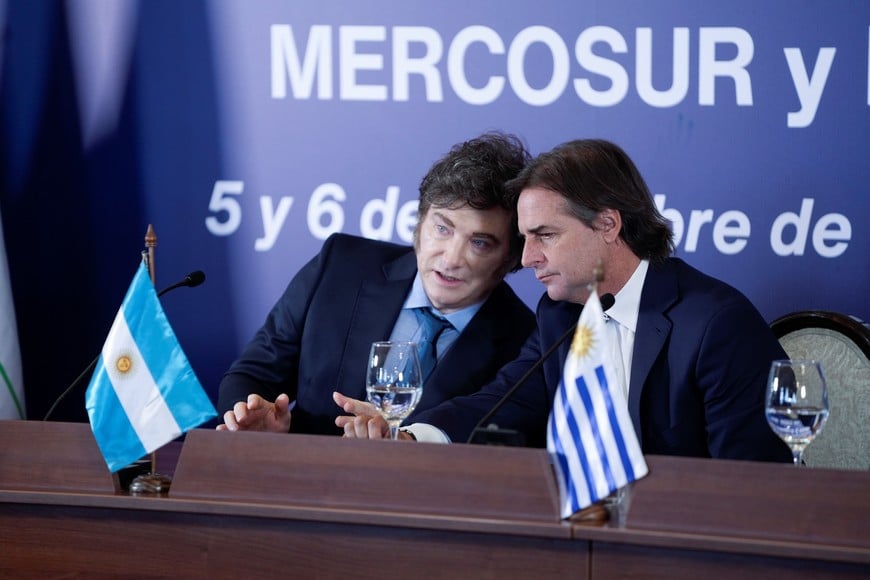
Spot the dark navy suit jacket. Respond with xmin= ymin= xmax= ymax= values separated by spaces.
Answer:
xmin=218 ymin=233 xmax=536 ymax=435
xmin=415 ymin=258 xmax=792 ymax=462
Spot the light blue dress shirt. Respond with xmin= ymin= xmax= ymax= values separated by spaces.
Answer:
xmin=388 ymin=273 xmax=482 ymax=362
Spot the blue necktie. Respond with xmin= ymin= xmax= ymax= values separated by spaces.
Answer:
xmin=414 ymin=307 xmax=452 ymax=384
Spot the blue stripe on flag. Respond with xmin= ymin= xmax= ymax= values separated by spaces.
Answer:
xmin=594 ymin=365 xmax=636 ymax=481
xmin=548 ymin=412 xmax=580 ymax=515
xmin=553 ymin=378 xmax=592 ymax=513
xmin=87 ymin=354 xmax=148 ymax=470
xmin=573 ymin=373 xmax=616 ymax=492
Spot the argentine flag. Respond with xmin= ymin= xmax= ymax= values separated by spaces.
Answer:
xmin=86 ymin=261 xmax=216 ymax=472
xmin=547 ymin=289 xmax=648 ymax=518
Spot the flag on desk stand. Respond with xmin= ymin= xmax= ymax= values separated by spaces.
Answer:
xmin=85 ymin=260 xmax=216 ymax=472
xmin=0 ymin=208 xmax=25 ymax=420
xmin=547 ymin=289 xmax=648 ymax=518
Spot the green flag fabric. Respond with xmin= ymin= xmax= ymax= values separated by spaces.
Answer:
xmin=0 ymin=206 xmax=25 ymax=419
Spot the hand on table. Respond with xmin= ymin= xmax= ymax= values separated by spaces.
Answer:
xmin=333 ymin=392 xmax=413 ymax=441
xmin=217 ymin=393 xmax=292 ymax=433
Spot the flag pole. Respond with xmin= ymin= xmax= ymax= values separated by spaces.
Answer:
xmin=129 ymin=224 xmax=172 ymax=494
xmin=565 ymin=258 xmax=608 ymax=523
xmin=588 ymin=258 xmax=604 ymax=300
xmin=144 ymin=225 xmax=158 ymax=477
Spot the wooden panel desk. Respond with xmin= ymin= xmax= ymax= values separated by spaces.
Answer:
xmin=0 ymin=422 xmax=581 ymax=579
xmin=1 ymin=422 xmax=867 ymax=578
xmin=574 ymin=455 xmax=869 ymax=578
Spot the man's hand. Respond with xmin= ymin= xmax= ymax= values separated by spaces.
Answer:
xmin=217 ymin=393 xmax=292 ymax=433
xmin=333 ymin=392 xmax=413 ymax=440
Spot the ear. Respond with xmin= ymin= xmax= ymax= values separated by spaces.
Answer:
xmin=598 ymin=208 xmax=622 ymax=243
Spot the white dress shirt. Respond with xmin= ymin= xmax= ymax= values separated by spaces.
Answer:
xmin=405 ymin=260 xmax=650 ymax=443
xmin=604 ymin=259 xmax=648 ymax=399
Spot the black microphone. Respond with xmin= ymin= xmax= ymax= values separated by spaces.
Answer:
xmin=156 ymin=270 xmax=205 ymax=297
xmin=42 ymin=270 xmax=206 ymax=421
xmin=466 ymin=293 xmax=614 ymax=445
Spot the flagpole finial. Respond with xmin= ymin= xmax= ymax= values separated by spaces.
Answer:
xmin=590 ymin=258 xmax=605 ymax=293
xmin=144 ymin=224 xmax=156 ymax=249
xmin=144 ymin=224 xmax=157 ymax=285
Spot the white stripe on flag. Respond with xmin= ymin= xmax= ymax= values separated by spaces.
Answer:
xmin=102 ymin=307 xmax=182 ymax=451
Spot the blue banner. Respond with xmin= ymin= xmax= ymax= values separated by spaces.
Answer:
xmin=1 ymin=1 xmax=867 ymax=420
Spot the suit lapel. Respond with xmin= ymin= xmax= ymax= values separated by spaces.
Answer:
xmin=336 ymin=251 xmax=416 ymax=398
xmin=426 ymin=312 xmax=495 ymax=389
xmin=421 ymin=292 xmax=499 ymax=406
xmin=628 ymin=260 xmax=677 ymax=438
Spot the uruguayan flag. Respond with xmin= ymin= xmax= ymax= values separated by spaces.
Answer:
xmin=86 ymin=261 xmax=216 ymax=472
xmin=547 ymin=290 xmax=648 ymax=518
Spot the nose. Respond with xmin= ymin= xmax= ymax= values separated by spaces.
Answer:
xmin=521 ymin=238 xmax=542 ymax=268
xmin=440 ymin=237 xmax=465 ymax=269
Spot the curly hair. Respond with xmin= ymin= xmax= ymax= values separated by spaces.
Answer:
xmin=416 ymin=132 xmax=531 ymax=272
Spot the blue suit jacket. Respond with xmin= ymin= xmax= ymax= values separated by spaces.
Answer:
xmin=415 ymin=258 xmax=792 ymax=462
xmin=217 ymin=233 xmax=536 ymax=435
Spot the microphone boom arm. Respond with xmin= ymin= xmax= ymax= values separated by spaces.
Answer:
xmin=465 ymin=322 xmax=577 ymax=444
xmin=465 ymin=292 xmax=615 ymax=445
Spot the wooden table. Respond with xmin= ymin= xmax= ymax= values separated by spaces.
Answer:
xmin=1 ymin=422 xmax=867 ymax=578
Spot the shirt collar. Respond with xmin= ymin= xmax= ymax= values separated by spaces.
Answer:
xmin=403 ymin=272 xmax=482 ymax=333
xmin=608 ymin=259 xmax=648 ymax=333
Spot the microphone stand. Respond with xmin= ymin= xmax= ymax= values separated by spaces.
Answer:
xmin=467 ymin=322 xmax=577 ymax=446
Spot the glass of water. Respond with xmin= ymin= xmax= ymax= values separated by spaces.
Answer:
xmin=366 ymin=341 xmax=423 ymax=440
xmin=765 ymin=359 xmax=829 ymax=466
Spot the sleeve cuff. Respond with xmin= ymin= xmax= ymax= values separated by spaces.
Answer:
xmin=402 ymin=423 xmax=451 ymax=444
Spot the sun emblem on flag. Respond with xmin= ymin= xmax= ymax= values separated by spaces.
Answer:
xmin=115 ymin=355 xmax=133 ymax=374
xmin=570 ymin=323 xmax=595 ymax=358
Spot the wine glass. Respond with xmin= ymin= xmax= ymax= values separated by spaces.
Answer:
xmin=366 ymin=341 xmax=424 ymax=440
xmin=765 ymin=359 xmax=830 ymax=466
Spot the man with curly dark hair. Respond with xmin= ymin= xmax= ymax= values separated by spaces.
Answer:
xmin=217 ymin=132 xmax=536 ymax=435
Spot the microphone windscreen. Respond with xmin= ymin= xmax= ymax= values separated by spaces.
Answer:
xmin=601 ymin=293 xmax=615 ymax=311
xmin=186 ymin=271 xmax=206 ymax=287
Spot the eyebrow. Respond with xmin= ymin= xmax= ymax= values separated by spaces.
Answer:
xmin=431 ymin=211 xmax=455 ymax=229
xmin=472 ymin=232 xmax=501 ymax=244
xmin=524 ymin=225 xmax=551 ymax=236
xmin=432 ymin=211 xmax=503 ymax=244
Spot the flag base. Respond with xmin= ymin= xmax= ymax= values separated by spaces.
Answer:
xmin=568 ymin=503 xmax=609 ymax=523
xmin=567 ymin=484 xmax=634 ymax=524
xmin=129 ymin=472 xmax=172 ymax=494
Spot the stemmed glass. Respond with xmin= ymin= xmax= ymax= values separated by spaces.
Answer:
xmin=366 ymin=341 xmax=424 ymax=440
xmin=765 ymin=359 xmax=830 ymax=466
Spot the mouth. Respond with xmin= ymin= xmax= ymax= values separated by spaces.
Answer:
xmin=435 ymin=270 xmax=463 ymax=284
xmin=536 ymin=272 xmax=555 ymax=284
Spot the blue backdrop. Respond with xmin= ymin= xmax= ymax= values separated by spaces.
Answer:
xmin=1 ymin=0 xmax=867 ymax=422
